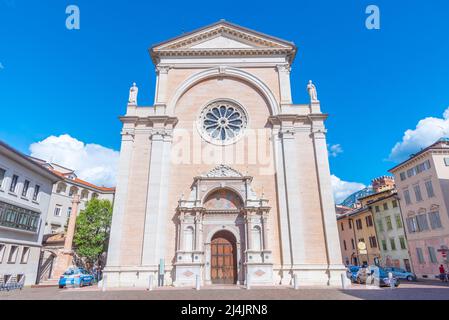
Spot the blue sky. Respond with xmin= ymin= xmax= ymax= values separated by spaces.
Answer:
xmin=1 ymin=1 xmax=449 ymax=199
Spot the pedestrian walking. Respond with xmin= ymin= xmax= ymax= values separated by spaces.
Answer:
xmin=439 ymin=265 xmax=448 ymax=282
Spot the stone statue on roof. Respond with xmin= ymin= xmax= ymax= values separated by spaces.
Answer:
xmin=307 ymin=80 xmax=318 ymax=102
xmin=128 ymin=82 xmax=138 ymax=105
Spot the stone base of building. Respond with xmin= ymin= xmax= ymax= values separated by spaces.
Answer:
xmin=104 ymin=264 xmax=346 ymax=288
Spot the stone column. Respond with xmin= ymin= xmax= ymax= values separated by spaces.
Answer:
xmin=52 ymin=195 xmax=80 ymax=278
xmin=246 ymin=215 xmax=253 ymax=251
xmin=106 ymin=129 xmax=134 ymax=267
xmin=261 ymin=214 xmax=268 ymax=251
xmin=154 ymin=66 xmax=170 ymax=106
xmin=142 ymin=131 xmax=166 ymax=266
xmin=271 ymin=126 xmax=292 ymax=268
xmin=64 ymin=195 xmax=80 ymax=251
xmin=276 ymin=64 xmax=293 ymax=108
xmin=311 ymin=121 xmax=345 ymax=269
xmin=280 ymin=126 xmax=306 ymax=266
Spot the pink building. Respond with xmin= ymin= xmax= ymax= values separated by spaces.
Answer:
xmin=390 ymin=139 xmax=449 ymax=279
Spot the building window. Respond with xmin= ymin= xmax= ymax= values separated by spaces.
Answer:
xmin=0 ymin=244 xmax=5 ymax=263
xmin=365 ymin=215 xmax=373 ymax=227
xmin=381 ymin=240 xmax=387 ymax=251
xmin=81 ymin=190 xmax=89 ymax=200
xmin=343 ymin=240 xmax=347 ymax=251
xmin=390 ymin=238 xmax=397 ymax=251
xmin=428 ymin=247 xmax=438 ymax=264
xmin=56 ymin=183 xmax=67 ymax=194
xmin=400 ymin=172 xmax=406 ymax=181
xmin=9 ymin=175 xmax=18 ymax=193
xmin=392 ymin=200 xmax=398 ymax=208
xmin=54 ymin=206 xmax=62 ymax=217
xmin=399 ymin=236 xmax=407 ymax=250
xmin=356 ymin=219 xmax=363 ymax=230
xmin=445 ymin=158 xmax=449 ymax=166
xmin=20 ymin=247 xmax=30 ymax=264
xmin=0 ymin=201 xmax=41 ymax=232
xmin=67 ymin=207 xmax=72 ymax=218
xmin=428 ymin=211 xmax=443 ymax=229
xmin=348 ymin=220 xmax=352 ymax=229
xmin=341 ymin=222 xmax=344 ymax=231
xmin=8 ymin=245 xmax=19 ymax=263
xmin=404 ymin=189 xmax=412 ymax=205
xmin=351 ymin=239 xmax=355 ymax=250
xmin=395 ymin=214 xmax=403 ymax=229
xmin=21 ymin=180 xmax=30 ymax=198
xmin=377 ymin=220 xmax=384 ymax=232
xmin=416 ymin=248 xmax=425 ymax=264
xmin=69 ymin=186 xmax=78 ymax=197
xmin=32 ymin=185 xmax=40 ymax=201
xmin=375 ymin=206 xmax=380 ymax=213
xmin=0 ymin=168 xmax=6 ymax=189
xmin=369 ymin=236 xmax=377 ymax=248
xmin=414 ymin=185 xmax=423 ymax=202
xmin=416 ymin=214 xmax=430 ymax=231
xmin=92 ymin=193 xmax=99 ymax=199
xmin=406 ymin=217 xmax=418 ymax=233
xmin=383 ymin=203 xmax=389 ymax=211
xmin=425 ymin=180 xmax=435 ymax=198
xmin=385 ymin=216 xmax=393 ymax=231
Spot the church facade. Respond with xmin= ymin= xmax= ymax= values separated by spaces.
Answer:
xmin=104 ymin=21 xmax=345 ymax=287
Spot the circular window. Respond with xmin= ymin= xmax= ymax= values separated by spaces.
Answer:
xmin=198 ymin=100 xmax=248 ymax=145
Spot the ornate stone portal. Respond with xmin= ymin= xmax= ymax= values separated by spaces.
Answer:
xmin=174 ymin=165 xmax=272 ymax=286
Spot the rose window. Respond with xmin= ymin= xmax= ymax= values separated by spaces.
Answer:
xmin=199 ymin=101 xmax=248 ymax=145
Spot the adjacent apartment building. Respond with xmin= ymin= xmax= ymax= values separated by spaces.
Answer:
xmin=358 ymin=177 xmax=412 ymax=272
xmin=0 ymin=141 xmax=60 ymax=285
xmin=30 ymin=159 xmax=115 ymax=235
xmin=390 ymin=138 xmax=449 ymax=279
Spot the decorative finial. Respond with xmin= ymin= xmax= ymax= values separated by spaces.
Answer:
xmin=128 ymin=82 xmax=138 ymax=105
xmin=307 ymin=80 xmax=319 ymax=102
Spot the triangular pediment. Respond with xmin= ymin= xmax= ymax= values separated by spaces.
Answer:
xmin=150 ymin=20 xmax=296 ymax=59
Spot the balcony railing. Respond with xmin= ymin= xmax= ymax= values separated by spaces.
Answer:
xmin=0 ymin=201 xmax=40 ymax=233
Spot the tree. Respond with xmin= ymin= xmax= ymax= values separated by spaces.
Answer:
xmin=73 ymin=198 xmax=113 ymax=266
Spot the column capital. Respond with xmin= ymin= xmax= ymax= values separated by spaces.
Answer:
xmin=276 ymin=64 xmax=291 ymax=74
xmin=156 ymin=65 xmax=171 ymax=74
xmin=311 ymin=128 xmax=327 ymax=139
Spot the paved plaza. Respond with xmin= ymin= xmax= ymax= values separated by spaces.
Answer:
xmin=1 ymin=281 xmax=449 ymax=300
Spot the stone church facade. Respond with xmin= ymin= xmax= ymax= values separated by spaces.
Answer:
xmin=104 ymin=21 xmax=345 ymax=287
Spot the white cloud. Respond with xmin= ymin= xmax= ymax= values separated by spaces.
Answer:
xmin=389 ymin=107 xmax=449 ymax=163
xmin=29 ymin=134 xmax=119 ymax=187
xmin=329 ymin=144 xmax=343 ymax=157
xmin=331 ymin=174 xmax=366 ymax=204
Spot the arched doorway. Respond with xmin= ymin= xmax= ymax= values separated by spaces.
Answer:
xmin=210 ymin=230 xmax=237 ymax=284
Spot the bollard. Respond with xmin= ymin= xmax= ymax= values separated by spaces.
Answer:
xmin=195 ymin=275 xmax=201 ymax=291
xmin=341 ymin=273 xmax=347 ymax=289
xmin=148 ymin=274 xmax=153 ymax=291
xmin=102 ymin=274 xmax=107 ymax=292
xmin=294 ymin=274 xmax=299 ymax=290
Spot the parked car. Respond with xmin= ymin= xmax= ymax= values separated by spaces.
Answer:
xmin=346 ymin=266 xmax=361 ymax=283
xmin=59 ymin=268 xmax=94 ymax=289
xmin=384 ymin=267 xmax=417 ymax=282
xmin=356 ymin=266 xmax=400 ymax=287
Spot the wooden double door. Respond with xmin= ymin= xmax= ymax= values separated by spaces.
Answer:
xmin=211 ymin=231 xmax=237 ymax=284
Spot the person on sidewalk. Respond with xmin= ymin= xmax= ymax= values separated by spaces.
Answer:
xmin=439 ymin=265 xmax=448 ymax=282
